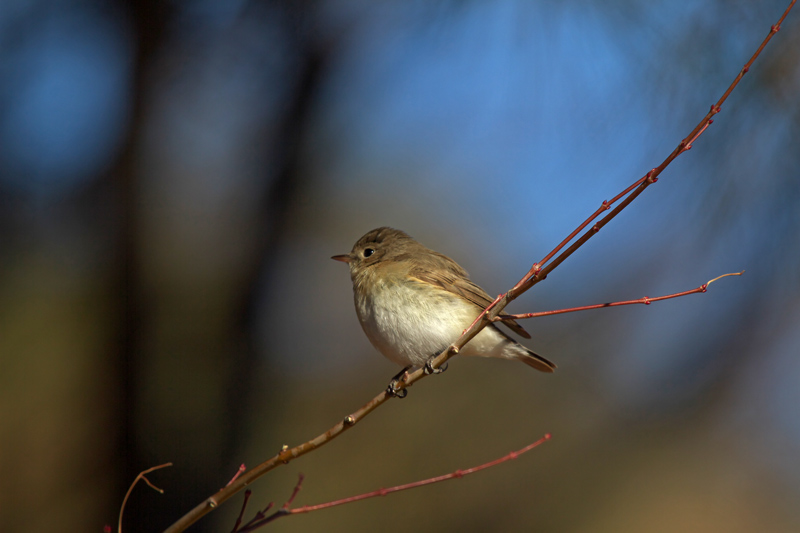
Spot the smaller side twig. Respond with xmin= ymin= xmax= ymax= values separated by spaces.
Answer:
xmin=233 ymin=434 xmax=551 ymax=531
xmin=288 ymin=433 xmax=552 ymax=516
xmin=226 ymin=464 xmax=247 ymax=487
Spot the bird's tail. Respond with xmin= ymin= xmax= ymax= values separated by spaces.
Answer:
xmin=516 ymin=348 xmax=557 ymax=373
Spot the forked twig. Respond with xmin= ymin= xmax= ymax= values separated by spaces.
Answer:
xmin=116 ymin=463 xmax=172 ymax=533
xmin=231 ymin=474 xmax=305 ymax=532
xmin=165 ymin=4 xmax=794 ymax=531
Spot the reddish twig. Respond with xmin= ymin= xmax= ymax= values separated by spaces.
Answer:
xmin=234 ymin=435 xmax=551 ymax=531
xmin=498 ymin=272 xmax=744 ymax=320
xmin=116 ymin=463 xmax=172 ymax=533
xmin=164 ymin=5 xmax=793 ymax=531
xmin=289 ymin=433 xmax=551 ymax=515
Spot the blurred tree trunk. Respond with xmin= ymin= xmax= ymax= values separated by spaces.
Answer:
xmin=104 ymin=1 xmax=331 ymax=530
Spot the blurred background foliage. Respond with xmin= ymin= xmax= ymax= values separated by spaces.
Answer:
xmin=1 ymin=1 xmax=799 ymax=531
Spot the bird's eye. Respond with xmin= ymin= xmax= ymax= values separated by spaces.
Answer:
xmin=363 ymin=248 xmax=375 ymax=257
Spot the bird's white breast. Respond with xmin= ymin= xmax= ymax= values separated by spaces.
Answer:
xmin=354 ymin=277 xmax=477 ymax=367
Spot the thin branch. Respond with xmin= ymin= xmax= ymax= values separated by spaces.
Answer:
xmin=289 ymin=433 xmax=551 ymax=515
xmin=499 ymin=272 xmax=744 ymax=319
xmin=164 ymin=4 xmax=793 ymax=530
xmin=117 ymin=463 xmax=172 ymax=533
xmin=235 ymin=435 xmax=551 ymax=531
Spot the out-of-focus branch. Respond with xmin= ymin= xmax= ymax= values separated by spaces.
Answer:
xmin=232 ymin=435 xmax=551 ymax=531
xmin=164 ymin=3 xmax=793 ymax=531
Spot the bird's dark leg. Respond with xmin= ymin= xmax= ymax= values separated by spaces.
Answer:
xmin=424 ymin=349 xmax=448 ymax=375
xmin=387 ymin=366 xmax=411 ymax=399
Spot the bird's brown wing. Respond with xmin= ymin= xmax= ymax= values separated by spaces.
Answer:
xmin=409 ymin=251 xmax=532 ymax=339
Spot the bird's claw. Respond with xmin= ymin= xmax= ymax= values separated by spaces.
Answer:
xmin=386 ymin=381 xmax=408 ymax=399
xmin=386 ymin=366 xmax=411 ymax=399
xmin=424 ymin=360 xmax=448 ymax=375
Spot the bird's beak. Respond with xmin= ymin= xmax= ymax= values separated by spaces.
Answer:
xmin=331 ymin=254 xmax=352 ymax=263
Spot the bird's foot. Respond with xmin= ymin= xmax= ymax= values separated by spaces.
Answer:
xmin=386 ymin=381 xmax=408 ymax=398
xmin=423 ymin=356 xmax=448 ymax=375
xmin=386 ymin=366 xmax=411 ymax=399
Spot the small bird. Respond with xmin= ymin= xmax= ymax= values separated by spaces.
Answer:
xmin=332 ymin=227 xmax=555 ymax=391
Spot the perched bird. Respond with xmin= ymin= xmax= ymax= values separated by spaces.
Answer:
xmin=332 ymin=227 xmax=555 ymax=390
